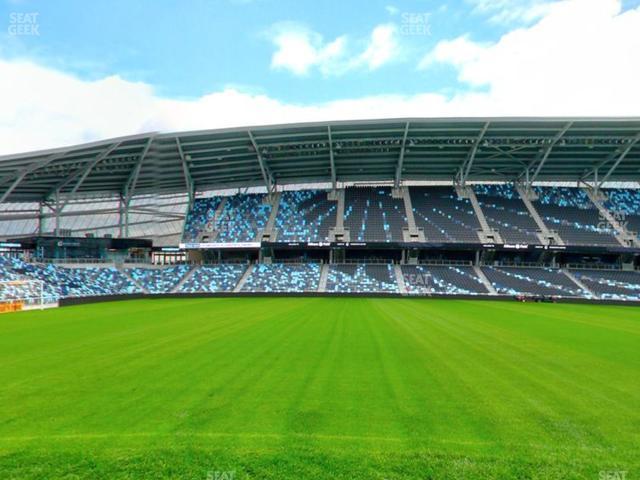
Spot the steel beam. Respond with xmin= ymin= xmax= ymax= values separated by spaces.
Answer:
xmin=176 ymin=137 xmax=194 ymax=202
xmin=46 ymin=144 xmax=120 ymax=198
xmin=0 ymin=151 xmax=69 ymax=203
xmin=123 ymin=136 xmax=154 ymax=204
xmin=458 ymin=121 xmax=490 ymax=186
xmin=328 ymin=126 xmax=336 ymax=189
xmin=597 ymin=132 xmax=640 ymax=188
xmin=520 ymin=122 xmax=572 ymax=184
xmin=248 ymin=130 xmax=274 ymax=191
xmin=394 ymin=122 xmax=410 ymax=188
xmin=55 ymin=143 xmax=121 ymax=211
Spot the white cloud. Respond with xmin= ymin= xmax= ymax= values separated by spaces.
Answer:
xmin=0 ymin=0 xmax=639 ymax=156
xmin=420 ymin=0 xmax=640 ymax=104
xmin=268 ymin=23 xmax=399 ymax=76
xmin=418 ymin=35 xmax=487 ymax=70
xmin=357 ymin=24 xmax=398 ymax=70
xmin=269 ymin=25 xmax=347 ymax=76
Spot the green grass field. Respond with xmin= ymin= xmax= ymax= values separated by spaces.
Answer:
xmin=1 ymin=297 xmax=639 ymax=479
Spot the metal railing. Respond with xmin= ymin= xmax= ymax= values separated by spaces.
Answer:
xmin=33 ymin=257 xmax=112 ymax=265
xmin=565 ymin=263 xmax=621 ymax=271
xmin=342 ymin=258 xmax=396 ymax=264
xmin=492 ymin=261 xmax=553 ymax=268
xmin=418 ymin=259 xmax=473 ymax=266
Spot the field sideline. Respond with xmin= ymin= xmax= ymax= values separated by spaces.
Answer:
xmin=0 ymin=297 xmax=639 ymax=479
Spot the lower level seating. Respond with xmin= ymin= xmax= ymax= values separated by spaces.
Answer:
xmin=571 ymin=269 xmax=640 ymax=301
xmin=126 ymin=265 xmax=192 ymax=294
xmin=326 ymin=264 xmax=398 ymax=293
xmin=242 ymin=263 xmax=321 ymax=292
xmin=59 ymin=267 xmax=142 ymax=297
xmin=4 ymin=253 xmax=640 ymax=302
xmin=482 ymin=266 xmax=583 ymax=297
xmin=0 ymin=280 xmax=44 ymax=306
xmin=402 ymin=265 xmax=488 ymax=295
xmin=1 ymin=256 xmax=141 ymax=300
xmin=179 ymin=264 xmax=247 ymax=293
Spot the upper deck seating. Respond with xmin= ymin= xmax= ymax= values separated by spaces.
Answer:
xmin=343 ymin=187 xmax=407 ymax=242
xmin=602 ymin=188 xmax=640 ymax=238
xmin=214 ymin=194 xmax=271 ymax=242
xmin=410 ymin=186 xmax=481 ymax=243
xmin=274 ymin=190 xmax=337 ymax=242
xmin=474 ymin=184 xmax=539 ymax=243
xmin=532 ymin=187 xmax=619 ymax=246
xmin=182 ymin=197 xmax=222 ymax=242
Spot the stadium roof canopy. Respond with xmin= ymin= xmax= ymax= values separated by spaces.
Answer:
xmin=1 ymin=117 xmax=640 ymax=203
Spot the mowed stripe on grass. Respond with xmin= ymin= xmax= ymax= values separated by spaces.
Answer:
xmin=0 ymin=297 xmax=639 ymax=479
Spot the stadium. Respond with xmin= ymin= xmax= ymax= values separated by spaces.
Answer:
xmin=1 ymin=117 xmax=640 ymax=478
xmin=3 ymin=118 xmax=640 ymax=303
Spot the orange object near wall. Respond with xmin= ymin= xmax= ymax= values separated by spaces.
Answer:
xmin=0 ymin=301 xmax=23 ymax=313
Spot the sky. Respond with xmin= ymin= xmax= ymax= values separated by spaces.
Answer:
xmin=0 ymin=0 xmax=639 ymax=154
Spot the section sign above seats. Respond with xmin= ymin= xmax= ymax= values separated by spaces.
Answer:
xmin=178 ymin=240 xmax=640 ymax=254
xmin=180 ymin=242 xmax=261 ymax=249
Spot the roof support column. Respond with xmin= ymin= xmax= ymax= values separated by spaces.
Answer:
xmin=37 ymin=202 xmax=44 ymax=235
xmin=54 ymin=192 xmax=61 ymax=237
xmin=0 ymin=151 xmax=70 ymax=203
xmin=394 ymin=122 xmax=410 ymax=189
xmin=0 ymin=172 xmax=28 ymax=204
xmin=118 ymin=194 xmax=125 ymax=238
xmin=124 ymin=198 xmax=131 ymax=238
xmin=123 ymin=136 xmax=154 ymax=207
xmin=519 ymin=122 xmax=572 ymax=188
xmin=457 ymin=121 xmax=489 ymax=187
xmin=597 ymin=132 xmax=640 ymax=190
xmin=248 ymin=130 xmax=274 ymax=193
xmin=53 ymin=142 xmax=120 ymax=207
xmin=176 ymin=138 xmax=194 ymax=205
xmin=328 ymin=126 xmax=336 ymax=190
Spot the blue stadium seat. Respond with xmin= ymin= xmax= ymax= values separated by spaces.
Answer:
xmin=325 ymin=264 xmax=398 ymax=293
xmin=242 ymin=263 xmax=321 ymax=292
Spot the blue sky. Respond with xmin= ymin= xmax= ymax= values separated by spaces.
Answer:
xmin=1 ymin=0 xmax=639 ymax=153
xmin=2 ymin=0 xmax=510 ymax=101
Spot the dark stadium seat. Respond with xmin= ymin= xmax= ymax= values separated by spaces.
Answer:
xmin=602 ymin=188 xmax=640 ymax=239
xmin=474 ymin=184 xmax=540 ymax=243
xmin=275 ymin=190 xmax=337 ymax=242
xmin=571 ymin=269 xmax=640 ymax=301
xmin=214 ymin=194 xmax=272 ymax=242
xmin=183 ymin=197 xmax=222 ymax=242
xmin=410 ymin=186 xmax=481 ymax=243
xmin=532 ymin=187 xmax=619 ymax=246
xmin=126 ymin=265 xmax=191 ymax=294
xmin=241 ymin=263 xmax=321 ymax=292
xmin=401 ymin=265 xmax=488 ymax=295
xmin=178 ymin=264 xmax=247 ymax=293
xmin=325 ymin=264 xmax=398 ymax=293
xmin=343 ymin=187 xmax=407 ymax=242
xmin=482 ymin=266 xmax=584 ymax=297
